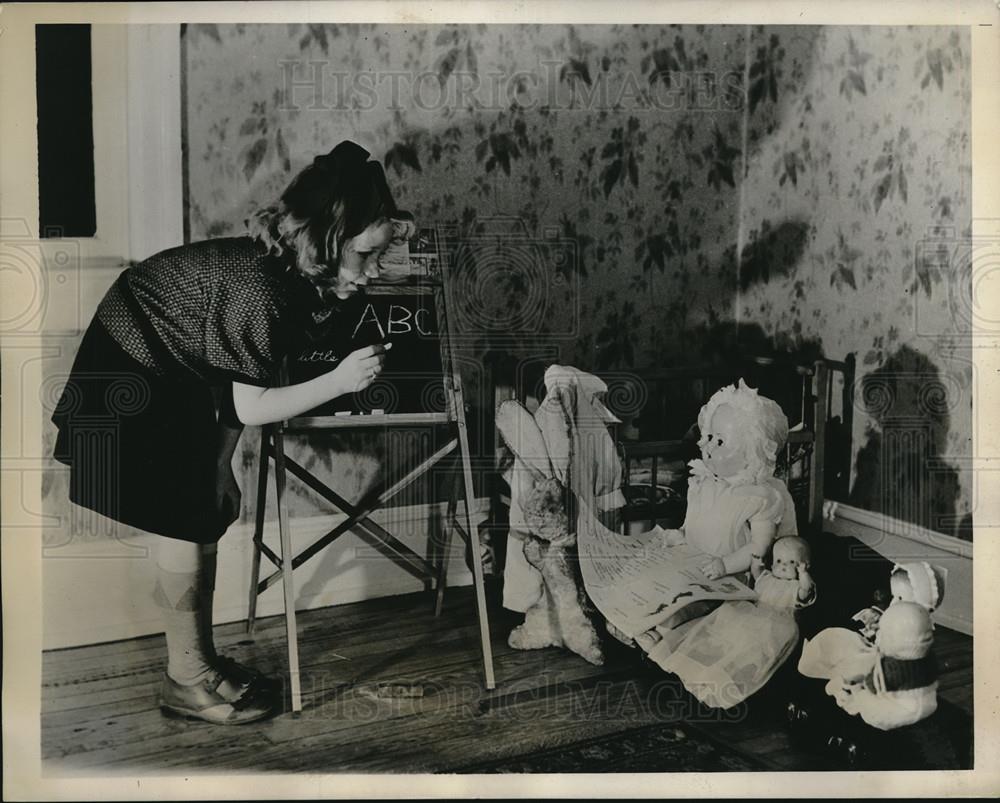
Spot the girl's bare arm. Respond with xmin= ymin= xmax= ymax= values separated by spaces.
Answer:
xmin=232 ymin=344 xmax=389 ymax=426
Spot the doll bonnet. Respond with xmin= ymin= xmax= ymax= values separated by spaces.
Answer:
xmin=891 ymin=562 xmax=947 ymax=612
xmin=696 ymin=379 xmax=789 ymax=483
xmin=875 ymin=601 xmax=934 ymax=660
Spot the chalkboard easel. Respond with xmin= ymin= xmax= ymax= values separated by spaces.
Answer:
xmin=246 ymin=233 xmax=495 ymax=713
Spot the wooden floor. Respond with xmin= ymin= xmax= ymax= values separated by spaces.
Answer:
xmin=41 ymin=585 xmax=973 ymax=774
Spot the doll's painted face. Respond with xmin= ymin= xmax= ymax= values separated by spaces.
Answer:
xmin=890 ymin=570 xmax=916 ymax=605
xmin=771 ymin=537 xmax=809 ymax=580
xmin=701 ymin=403 xmax=749 ymax=478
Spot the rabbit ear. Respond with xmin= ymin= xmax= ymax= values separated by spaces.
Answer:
xmin=534 ymin=386 xmax=572 ymax=486
xmin=496 ymin=400 xmax=553 ymax=479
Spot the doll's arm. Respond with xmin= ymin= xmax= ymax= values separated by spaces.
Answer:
xmin=717 ymin=518 xmax=776 ymax=577
xmin=796 ymin=565 xmax=817 ymax=607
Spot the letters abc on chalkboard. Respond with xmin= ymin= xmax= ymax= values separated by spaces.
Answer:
xmin=287 ymin=232 xmax=446 ymax=418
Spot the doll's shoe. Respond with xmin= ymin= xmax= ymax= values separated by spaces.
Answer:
xmin=214 ymin=655 xmax=281 ymax=697
xmin=159 ymin=671 xmax=278 ymax=725
xmin=786 ymin=700 xmax=815 ymax=730
xmin=784 ymin=701 xmax=837 ymax=751
xmin=824 ymin=734 xmax=864 ymax=768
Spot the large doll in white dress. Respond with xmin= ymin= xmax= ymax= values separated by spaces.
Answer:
xmin=633 ymin=379 xmax=799 ymax=659
xmin=673 ymin=378 xmax=797 ymax=578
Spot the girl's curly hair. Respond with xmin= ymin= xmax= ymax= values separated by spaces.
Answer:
xmin=246 ymin=140 xmax=412 ymax=302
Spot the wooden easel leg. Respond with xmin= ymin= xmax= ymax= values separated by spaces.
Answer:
xmin=434 ymin=459 xmax=459 ymax=618
xmin=456 ymin=420 xmax=496 ymax=690
xmin=247 ymin=427 xmax=270 ymax=636
xmin=272 ymin=428 xmax=303 ymax=713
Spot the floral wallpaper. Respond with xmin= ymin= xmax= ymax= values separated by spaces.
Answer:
xmin=185 ymin=23 xmax=750 ymax=367
xmin=182 ymin=22 xmax=750 ymax=521
xmin=738 ymin=26 xmax=972 ymax=538
xmin=40 ymin=23 xmax=971 ymax=545
xmin=180 ymin=22 xmax=972 ymax=537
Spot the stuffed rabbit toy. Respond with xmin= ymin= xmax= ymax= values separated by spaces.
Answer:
xmin=495 ymin=366 xmax=623 ymax=665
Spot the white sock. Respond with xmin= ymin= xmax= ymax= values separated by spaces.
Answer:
xmin=153 ymin=563 xmax=215 ymax=686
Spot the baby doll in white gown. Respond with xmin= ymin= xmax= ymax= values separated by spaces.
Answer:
xmin=798 ymin=561 xmax=945 ymax=682
xmin=823 ymin=602 xmax=939 ymax=731
xmin=658 ymin=536 xmax=817 ymax=709
xmin=798 ymin=561 xmax=945 ymax=730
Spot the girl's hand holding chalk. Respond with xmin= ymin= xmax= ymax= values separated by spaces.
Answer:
xmin=332 ymin=342 xmax=392 ymax=394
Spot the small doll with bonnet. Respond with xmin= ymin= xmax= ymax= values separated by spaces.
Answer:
xmin=798 ymin=562 xmax=945 ymax=682
xmin=825 ymin=602 xmax=939 ymax=730
xmin=653 ymin=536 xmax=818 ymax=709
xmin=853 ymin=562 xmax=947 ymax=640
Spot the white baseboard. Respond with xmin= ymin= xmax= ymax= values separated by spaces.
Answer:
xmin=42 ymin=499 xmax=485 ymax=650
xmin=823 ymin=501 xmax=973 ymax=635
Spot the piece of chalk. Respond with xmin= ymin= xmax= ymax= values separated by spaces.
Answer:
xmin=384 ymin=342 xmax=393 ymax=350
xmin=372 ymin=409 xmax=385 ymax=415
xmin=334 ymin=410 xmax=353 ymax=417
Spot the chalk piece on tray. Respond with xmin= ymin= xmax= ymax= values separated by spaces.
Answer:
xmin=334 ymin=411 xmax=352 ymax=417
xmin=372 ymin=409 xmax=385 ymax=415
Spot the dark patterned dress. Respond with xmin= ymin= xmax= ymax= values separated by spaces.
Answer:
xmin=52 ymin=237 xmax=322 ymax=543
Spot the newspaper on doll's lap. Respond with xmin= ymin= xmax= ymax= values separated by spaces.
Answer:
xmin=577 ymin=511 xmax=756 ymax=639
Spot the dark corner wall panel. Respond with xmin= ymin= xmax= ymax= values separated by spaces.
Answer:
xmin=36 ymin=24 xmax=96 ymax=238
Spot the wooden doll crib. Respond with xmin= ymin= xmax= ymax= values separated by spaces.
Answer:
xmin=485 ymin=353 xmax=857 ymax=558
xmin=614 ymin=355 xmax=857 ymax=536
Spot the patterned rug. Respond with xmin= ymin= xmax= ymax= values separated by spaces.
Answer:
xmin=450 ymin=723 xmax=762 ymax=773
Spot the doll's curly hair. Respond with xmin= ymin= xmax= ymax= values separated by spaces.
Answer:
xmin=246 ymin=140 xmax=413 ymax=302
xmin=697 ymin=378 xmax=789 ymax=485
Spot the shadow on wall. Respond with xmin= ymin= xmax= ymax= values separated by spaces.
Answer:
xmin=738 ymin=218 xmax=811 ymax=292
xmin=616 ymin=209 xmax=819 ymax=440
xmin=630 ymin=319 xmax=827 ymax=441
xmin=849 ymin=344 xmax=970 ymax=541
